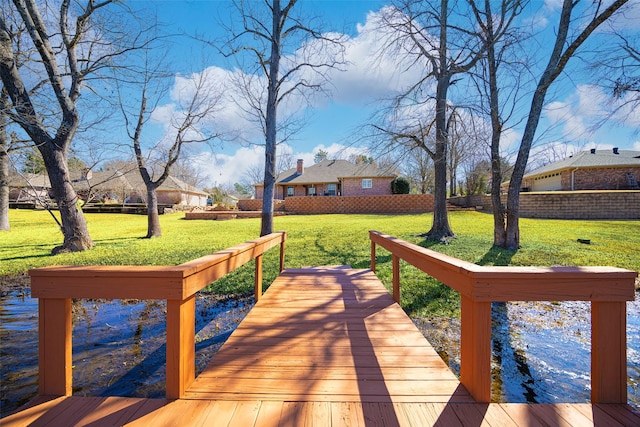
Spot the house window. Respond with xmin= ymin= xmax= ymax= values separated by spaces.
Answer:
xmin=362 ymin=179 xmax=372 ymax=189
xmin=287 ymin=186 xmax=294 ymax=196
xmin=327 ymin=184 xmax=336 ymax=196
xmin=308 ymin=186 xmax=316 ymax=196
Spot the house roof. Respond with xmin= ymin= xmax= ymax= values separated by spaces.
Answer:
xmin=273 ymin=159 xmax=396 ymax=186
xmin=524 ymin=149 xmax=640 ymax=179
xmin=72 ymin=170 xmax=134 ymax=192
xmin=119 ymin=170 xmax=207 ymax=195
xmin=15 ymin=169 xmax=207 ymax=196
xmin=7 ymin=173 xmax=51 ymax=188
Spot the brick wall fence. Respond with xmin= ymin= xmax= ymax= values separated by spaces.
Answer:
xmin=238 ymin=194 xmax=433 ymax=214
xmin=448 ymin=191 xmax=640 ymax=220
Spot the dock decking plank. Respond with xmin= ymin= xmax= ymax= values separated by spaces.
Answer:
xmin=185 ymin=267 xmax=468 ymax=405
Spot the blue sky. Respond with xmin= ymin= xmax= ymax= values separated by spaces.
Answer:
xmin=127 ymin=0 xmax=640 ymax=188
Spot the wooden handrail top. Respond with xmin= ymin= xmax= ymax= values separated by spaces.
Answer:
xmin=370 ymin=230 xmax=636 ymax=302
xmin=30 ymin=232 xmax=286 ymax=301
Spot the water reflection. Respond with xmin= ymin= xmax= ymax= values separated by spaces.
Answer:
xmin=492 ymin=301 xmax=539 ymax=403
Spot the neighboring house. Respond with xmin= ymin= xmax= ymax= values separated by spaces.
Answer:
xmin=71 ymin=169 xmax=134 ymax=203
xmin=10 ymin=169 xmax=209 ymax=207
xmin=119 ymin=171 xmax=209 ymax=206
xmin=7 ymin=173 xmax=52 ymax=205
xmin=519 ymin=148 xmax=640 ymax=192
xmin=255 ymin=159 xmax=397 ymax=199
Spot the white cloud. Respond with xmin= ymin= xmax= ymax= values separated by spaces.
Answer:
xmin=541 ymin=84 xmax=640 ymax=149
xmin=192 ymin=146 xmax=265 ymax=187
xmin=191 ymin=141 xmax=374 ymax=188
xmin=310 ymin=142 xmax=370 ymax=161
xmin=543 ymin=85 xmax=609 ymax=140
xmin=325 ymin=8 xmax=433 ymax=105
xmin=543 ymin=0 xmax=564 ymax=12
xmin=500 ymin=128 xmax=523 ymax=155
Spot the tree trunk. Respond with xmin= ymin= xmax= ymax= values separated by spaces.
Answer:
xmin=490 ymin=154 xmax=506 ymax=247
xmin=260 ymin=0 xmax=282 ymax=237
xmin=145 ymin=186 xmax=161 ymax=238
xmin=426 ymin=139 xmax=455 ymax=240
xmin=0 ymin=119 xmax=9 ymax=231
xmin=449 ymin=168 xmax=456 ymax=197
xmin=0 ymin=87 xmax=9 ymax=231
xmin=484 ymin=5 xmax=507 ymax=249
xmin=43 ymin=148 xmax=93 ymax=254
xmin=504 ymin=190 xmax=520 ymax=249
xmin=424 ymin=12 xmax=455 ymax=241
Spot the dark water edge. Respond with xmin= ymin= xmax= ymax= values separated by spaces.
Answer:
xmin=1 ymin=288 xmax=639 ymax=418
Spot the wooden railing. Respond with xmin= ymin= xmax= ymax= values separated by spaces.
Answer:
xmin=29 ymin=231 xmax=287 ymax=399
xmin=369 ymin=230 xmax=637 ymax=404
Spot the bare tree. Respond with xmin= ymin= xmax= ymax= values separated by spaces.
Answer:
xmin=467 ymin=0 xmax=527 ymax=247
xmin=500 ymin=0 xmax=629 ymax=249
xmin=121 ymin=67 xmax=221 ymax=238
xmin=590 ymin=31 xmax=639 ymax=131
xmin=172 ymin=157 xmax=205 ymax=188
xmin=446 ymin=109 xmax=474 ymax=197
xmin=224 ymin=0 xmax=345 ymax=236
xmin=0 ymin=88 xmax=11 ymax=230
xmin=0 ymin=0 xmax=151 ymax=253
xmin=242 ymin=162 xmax=265 ymax=185
xmin=277 ymin=145 xmax=295 ymax=173
xmin=404 ymin=146 xmax=435 ymax=194
xmin=376 ymin=0 xmax=487 ymax=240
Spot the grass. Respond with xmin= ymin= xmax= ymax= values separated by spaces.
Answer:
xmin=2 ymin=209 xmax=639 ymax=316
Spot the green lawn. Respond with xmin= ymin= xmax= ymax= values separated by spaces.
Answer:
xmin=2 ymin=209 xmax=638 ymax=316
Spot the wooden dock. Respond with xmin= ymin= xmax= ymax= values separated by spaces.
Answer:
xmin=4 ymin=266 xmax=640 ymax=426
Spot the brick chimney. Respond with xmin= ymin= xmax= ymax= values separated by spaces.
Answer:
xmin=296 ymin=159 xmax=304 ymax=175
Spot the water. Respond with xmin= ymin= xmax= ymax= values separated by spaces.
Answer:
xmin=1 ymin=289 xmax=639 ymax=418
xmin=415 ymin=295 xmax=640 ymax=409
xmin=0 ymin=289 xmax=253 ymax=417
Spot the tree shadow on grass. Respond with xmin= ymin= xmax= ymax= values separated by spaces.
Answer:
xmin=352 ymin=254 xmax=391 ymax=269
xmin=91 ymin=237 xmax=144 ymax=244
xmin=414 ymin=235 xmax=518 ymax=267
xmin=476 ymin=246 xmax=517 ymax=267
xmin=1 ymin=252 xmax=52 ymax=262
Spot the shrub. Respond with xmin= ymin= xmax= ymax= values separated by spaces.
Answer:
xmin=391 ymin=176 xmax=411 ymax=194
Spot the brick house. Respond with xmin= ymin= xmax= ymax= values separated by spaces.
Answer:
xmin=255 ymin=159 xmax=397 ymax=199
xmin=520 ymin=148 xmax=640 ymax=191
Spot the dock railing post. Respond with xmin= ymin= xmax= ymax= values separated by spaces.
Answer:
xmin=591 ymin=301 xmax=627 ymax=403
xmin=255 ymin=254 xmax=263 ymax=301
xmin=166 ymin=295 xmax=195 ymax=399
xmin=371 ymin=238 xmax=376 ymax=273
xmin=392 ymin=254 xmax=400 ymax=304
xmin=38 ymin=298 xmax=72 ymax=396
xmin=279 ymin=231 xmax=286 ymax=273
xmin=460 ymin=295 xmax=492 ymax=403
